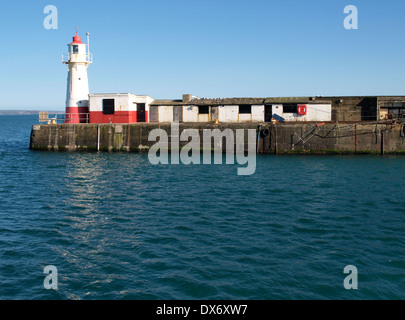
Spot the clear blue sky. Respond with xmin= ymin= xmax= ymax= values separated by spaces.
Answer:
xmin=1 ymin=0 xmax=405 ymax=110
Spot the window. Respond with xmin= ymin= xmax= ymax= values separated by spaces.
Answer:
xmin=102 ymin=99 xmax=115 ymax=115
xmin=73 ymin=45 xmax=79 ymax=54
xmin=198 ymin=106 xmax=209 ymax=114
xmin=239 ymin=105 xmax=252 ymax=114
xmin=283 ymin=103 xmax=298 ymax=113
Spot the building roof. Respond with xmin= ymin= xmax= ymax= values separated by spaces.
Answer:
xmin=89 ymin=93 xmax=136 ymax=96
xmin=150 ymin=97 xmax=332 ymax=106
xmin=150 ymin=99 xmax=184 ymax=106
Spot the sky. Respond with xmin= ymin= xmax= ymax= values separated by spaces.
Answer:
xmin=1 ymin=0 xmax=405 ymax=110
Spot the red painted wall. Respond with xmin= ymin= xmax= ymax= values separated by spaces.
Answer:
xmin=89 ymin=111 xmax=149 ymax=124
xmin=65 ymin=106 xmax=89 ymax=123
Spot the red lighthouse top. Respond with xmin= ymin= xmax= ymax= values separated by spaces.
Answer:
xmin=70 ymin=27 xmax=84 ymax=44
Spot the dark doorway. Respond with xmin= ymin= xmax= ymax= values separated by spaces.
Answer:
xmin=265 ymin=105 xmax=272 ymax=122
xmin=359 ymin=97 xmax=378 ymax=121
xmin=137 ymin=103 xmax=146 ymax=122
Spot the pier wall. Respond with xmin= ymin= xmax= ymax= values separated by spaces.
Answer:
xmin=330 ymin=97 xmax=378 ymax=122
xmin=30 ymin=122 xmax=405 ymax=154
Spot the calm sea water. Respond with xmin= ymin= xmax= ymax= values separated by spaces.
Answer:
xmin=0 ymin=115 xmax=404 ymax=300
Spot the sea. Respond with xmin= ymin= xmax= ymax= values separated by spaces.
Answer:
xmin=0 ymin=115 xmax=404 ymax=300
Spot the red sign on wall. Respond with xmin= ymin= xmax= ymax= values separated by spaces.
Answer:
xmin=298 ymin=104 xmax=307 ymax=115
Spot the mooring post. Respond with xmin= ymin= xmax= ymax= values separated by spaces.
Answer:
xmin=97 ymin=125 xmax=100 ymax=151
xmin=256 ymin=125 xmax=261 ymax=154
xmin=291 ymin=134 xmax=294 ymax=151
xmin=381 ymin=130 xmax=385 ymax=155
xmin=275 ymin=124 xmax=278 ymax=155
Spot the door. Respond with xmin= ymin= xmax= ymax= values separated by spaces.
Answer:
xmin=265 ymin=105 xmax=272 ymax=122
xmin=137 ymin=103 xmax=146 ymax=122
xmin=173 ymin=106 xmax=183 ymax=122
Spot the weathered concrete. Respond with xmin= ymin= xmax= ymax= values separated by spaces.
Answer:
xmin=30 ymin=122 xmax=405 ymax=154
xmin=328 ymin=97 xmax=378 ymax=122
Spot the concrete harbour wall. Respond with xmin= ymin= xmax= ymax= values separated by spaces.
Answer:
xmin=30 ymin=122 xmax=405 ymax=154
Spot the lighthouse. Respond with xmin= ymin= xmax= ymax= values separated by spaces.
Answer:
xmin=63 ymin=29 xmax=92 ymax=123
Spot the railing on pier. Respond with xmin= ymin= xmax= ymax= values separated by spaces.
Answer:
xmin=38 ymin=112 xmax=89 ymax=124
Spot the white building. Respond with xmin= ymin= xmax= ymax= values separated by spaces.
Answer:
xmin=149 ymin=96 xmax=332 ymax=123
xmin=88 ymin=93 xmax=153 ymax=123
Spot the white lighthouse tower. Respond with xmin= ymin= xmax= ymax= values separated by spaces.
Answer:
xmin=63 ymin=28 xmax=92 ymax=123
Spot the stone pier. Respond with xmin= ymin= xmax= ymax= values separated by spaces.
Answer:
xmin=30 ymin=122 xmax=405 ymax=154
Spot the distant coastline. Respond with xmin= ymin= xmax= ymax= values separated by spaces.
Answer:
xmin=0 ymin=110 xmax=63 ymax=115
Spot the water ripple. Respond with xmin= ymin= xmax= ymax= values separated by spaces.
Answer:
xmin=0 ymin=116 xmax=404 ymax=299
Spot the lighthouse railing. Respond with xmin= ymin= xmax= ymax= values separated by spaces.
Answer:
xmin=62 ymin=53 xmax=93 ymax=63
xmin=38 ymin=113 xmax=89 ymax=124
xmin=64 ymin=113 xmax=90 ymax=123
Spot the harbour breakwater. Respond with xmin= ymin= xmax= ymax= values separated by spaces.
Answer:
xmin=30 ymin=122 xmax=405 ymax=154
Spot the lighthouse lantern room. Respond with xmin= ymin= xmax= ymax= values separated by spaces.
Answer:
xmin=63 ymin=28 xmax=92 ymax=123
